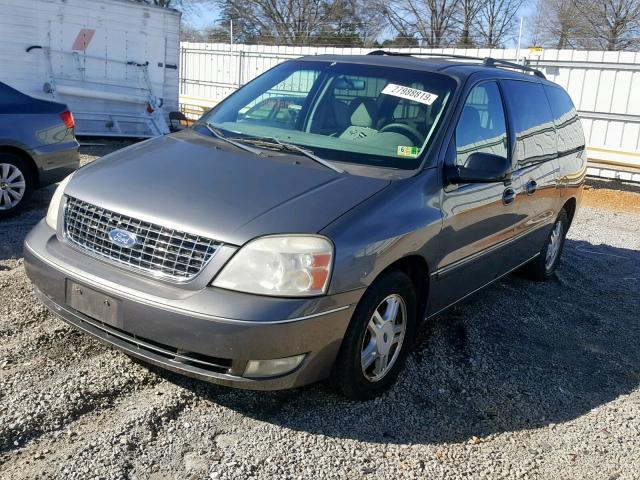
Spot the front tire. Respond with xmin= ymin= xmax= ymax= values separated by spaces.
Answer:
xmin=332 ymin=270 xmax=417 ymax=400
xmin=0 ymin=154 xmax=33 ymax=219
xmin=521 ymin=209 xmax=569 ymax=281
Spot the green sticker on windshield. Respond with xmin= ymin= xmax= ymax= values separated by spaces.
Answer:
xmin=397 ymin=146 xmax=420 ymax=158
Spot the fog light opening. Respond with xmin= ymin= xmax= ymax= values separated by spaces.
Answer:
xmin=243 ymin=354 xmax=306 ymax=378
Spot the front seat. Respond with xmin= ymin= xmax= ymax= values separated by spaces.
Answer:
xmin=339 ymin=98 xmax=378 ymax=141
xmin=310 ymin=98 xmax=350 ymax=134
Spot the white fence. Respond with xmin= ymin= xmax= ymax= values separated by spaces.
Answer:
xmin=180 ymin=43 xmax=640 ymax=181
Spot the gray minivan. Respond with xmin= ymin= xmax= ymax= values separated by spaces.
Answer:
xmin=24 ymin=52 xmax=586 ymax=399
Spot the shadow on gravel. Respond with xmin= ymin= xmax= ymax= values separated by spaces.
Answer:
xmin=162 ymin=238 xmax=640 ymax=445
xmin=0 ymin=186 xmax=55 ymax=262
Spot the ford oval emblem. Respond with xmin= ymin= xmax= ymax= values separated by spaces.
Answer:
xmin=108 ymin=228 xmax=138 ymax=248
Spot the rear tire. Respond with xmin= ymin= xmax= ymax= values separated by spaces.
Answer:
xmin=0 ymin=153 xmax=33 ymax=219
xmin=332 ymin=270 xmax=417 ymax=400
xmin=521 ymin=209 xmax=569 ymax=281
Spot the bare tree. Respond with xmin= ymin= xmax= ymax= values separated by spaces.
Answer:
xmin=204 ymin=0 xmax=364 ymax=45
xmin=354 ymin=2 xmax=389 ymax=47
xmin=575 ymin=0 xmax=640 ymax=50
xmin=527 ymin=0 xmax=640 ymax=50
xmin=528 ymin=0 xmax=591 ymax=48
xmin=454 ymin=0 xmax=487 ymax=46
xmin=381 ymin=0 xmax=461 ymax=47
xmin=475 ymin=0 xmax=523 ymax=47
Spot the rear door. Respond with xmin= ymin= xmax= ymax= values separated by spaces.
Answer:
xmin=500 ymin=80 xmax=561 ymax=258
xmin=543 ymin=84 xmax=587 ymax=197
xmin=431 ymin=80 xmax=522 ymax=314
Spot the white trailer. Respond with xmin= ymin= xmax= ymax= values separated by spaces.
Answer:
xmin=0 ymin=0 xmax=180 ymax=137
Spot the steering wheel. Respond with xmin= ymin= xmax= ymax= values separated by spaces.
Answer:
xmin=379 ymin=123 xmax=424 ymax=146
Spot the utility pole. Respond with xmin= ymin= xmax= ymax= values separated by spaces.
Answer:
xmin=516 ymin=16 xmax=523 ymax=63
xmin=230 ymin=19 xmax=234 ymax=51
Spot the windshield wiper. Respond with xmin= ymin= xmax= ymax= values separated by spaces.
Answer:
xmin=233 ymin=137 xmax=345 ymax=174
xmin=195 ymin=122 xmax=264 ymax=157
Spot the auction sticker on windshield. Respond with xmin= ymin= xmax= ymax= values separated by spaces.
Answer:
xmin=382 ymin=83 xmax=438 ymax=105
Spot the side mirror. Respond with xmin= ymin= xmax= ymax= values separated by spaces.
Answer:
xmin=445 ymin=152 xmax=512 ymax=184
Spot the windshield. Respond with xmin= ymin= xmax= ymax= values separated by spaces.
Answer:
xmin=200 ymin=60 xmax=456 ymax=169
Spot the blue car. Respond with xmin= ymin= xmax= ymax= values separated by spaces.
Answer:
xmin=0 ymin=81 xmax=79 ymax=217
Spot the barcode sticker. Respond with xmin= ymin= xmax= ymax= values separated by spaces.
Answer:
xmin=382 ymin=83 xmax=438 ymax=105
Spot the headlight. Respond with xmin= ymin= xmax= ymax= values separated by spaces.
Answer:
xmin=212 ymin=235 xmax=333 ymax=296
xmin=45 ymin=173 xmax=74 ymax=230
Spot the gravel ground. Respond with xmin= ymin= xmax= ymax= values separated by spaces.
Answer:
xmin=1 ymin=142 xmax=639 ymax=480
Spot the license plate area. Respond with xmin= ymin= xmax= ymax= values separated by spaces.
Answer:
xmin=66 ymin=280 xmax=122 ymax=328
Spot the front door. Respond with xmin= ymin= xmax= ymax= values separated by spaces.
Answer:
xmin=429 ymin=80 xmax=523 ymax=315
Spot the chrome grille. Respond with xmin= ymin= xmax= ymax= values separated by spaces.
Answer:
xmin=63 ymin=196 xmax=221 ymax=281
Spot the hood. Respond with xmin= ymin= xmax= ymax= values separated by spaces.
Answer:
xmin=65 ymin=129 xmax=390 ymax=245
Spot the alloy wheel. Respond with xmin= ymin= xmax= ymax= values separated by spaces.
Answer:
xmin=360 ymin=294 xmax=407 ymax=382
xmin=0 ymin=163 xmax=26 ymax=211
xmin=545 ymin=219 xmax=563 ymax=270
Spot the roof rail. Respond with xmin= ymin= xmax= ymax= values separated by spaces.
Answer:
xmin=366 ymin=49 xmax=546 ymax=79
xmin=367 ymin=49 xmax=484 ymax=62
xmin=483 ymin=57 xmax=546 ymax=79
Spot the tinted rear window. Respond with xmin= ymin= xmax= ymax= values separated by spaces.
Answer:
xmin=501 ymin=80 xmax=557 ymax=166
xmin=544 ymin=85 xmax=585 ymax=156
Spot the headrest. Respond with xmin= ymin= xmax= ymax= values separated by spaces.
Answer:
xmin=349 ymin=98 xmax=377 ymax=128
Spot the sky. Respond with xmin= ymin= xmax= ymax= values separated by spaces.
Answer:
xmin=182 ymin=3 xmax=220 ymax=30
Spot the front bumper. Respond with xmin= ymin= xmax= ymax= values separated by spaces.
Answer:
xmin=24 ymin=220 xmax=361 ymax=390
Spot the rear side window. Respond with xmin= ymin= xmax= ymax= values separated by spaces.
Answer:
xmin=543 ymin=85 xmax=585 ymax=156
xmin=501 ymin=80 xmax=557 ymax=166
xmin=454 ymin=81 xmax=508 ymax=166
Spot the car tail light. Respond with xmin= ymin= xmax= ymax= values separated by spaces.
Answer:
xmin=60 ymin=111 xmax=75 ymax=129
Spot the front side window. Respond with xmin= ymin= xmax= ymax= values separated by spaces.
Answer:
xmin=501 ymin=80 xmax=557 ymax=165
xmin=454 ymin=81 xmax=508 ymax=166
xmin=201 ymin=61 xmax=456 ymax=169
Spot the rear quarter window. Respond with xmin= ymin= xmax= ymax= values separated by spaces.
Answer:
xmin=543 ymin=85 xmax=586 ymax=156
xmin=501 ymin=80 xmax=557 ymax=166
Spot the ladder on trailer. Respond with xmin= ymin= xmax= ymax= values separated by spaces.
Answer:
xmin=26 ymin=45 xmax=170 ymax=137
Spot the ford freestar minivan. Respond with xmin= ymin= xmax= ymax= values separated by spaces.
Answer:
xmin=24 ymin=52 xmax=586 ymax=399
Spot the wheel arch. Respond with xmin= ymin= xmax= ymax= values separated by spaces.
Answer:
xmin=0 ymin=145 xmax=39 ymax=186
xmin=375 ymin=255 xmax=430 ymax=323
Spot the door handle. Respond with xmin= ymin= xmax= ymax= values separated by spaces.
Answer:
xmin=502 ymin=187 xmax=516 ymax=205
xmin=526 ymin=180 xmax=538 ymax=195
